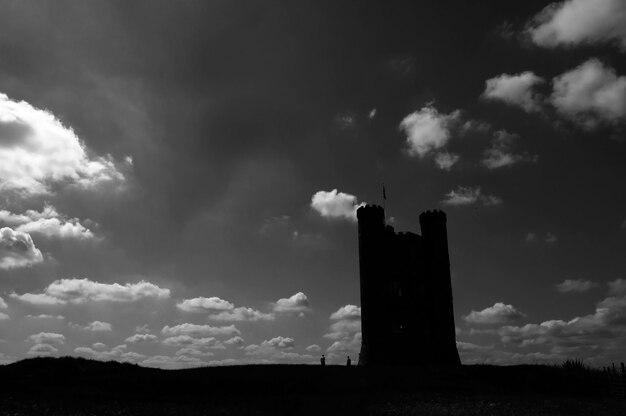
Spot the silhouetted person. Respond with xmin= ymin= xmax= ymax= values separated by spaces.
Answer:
xmin=346 ymin=356 xmax=352 ymax=366
xmin=320 ymin=355 xmax=326 ymax=366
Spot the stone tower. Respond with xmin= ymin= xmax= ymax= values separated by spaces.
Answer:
xmin=357 ymin=205 xmax=460 ymax=366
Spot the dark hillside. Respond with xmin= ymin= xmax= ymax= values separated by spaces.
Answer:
xmin=0 ymin=357 xmax=624 ymax=415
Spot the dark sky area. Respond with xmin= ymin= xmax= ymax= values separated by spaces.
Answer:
xmin=0 ymin=0 xmax=625 ymax=367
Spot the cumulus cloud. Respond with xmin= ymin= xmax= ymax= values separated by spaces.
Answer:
xmin=0 ymin=312 xmax=8 ymax=320
xmin=28 ymin=332 xmax=66 ymax=345
xmin=325 ymin=305 xmax=362 ymax=362
xmin=0 ymin=93 xmax=124 ymax=195
xmin=72 ymin=321 xmax=112 ymax=332
xmin=0 ymin=296 xmax=6 ymax=309
xmin=434 ymin=152 xmax=460 ymax=171
xmin=141 ymin=354 xmax=207 ymax=369
xmin=310 ymin=189 xmax=363 ymax=221
xmin=0 ymin=205 xmax=95 ymax=240
xmin=273 ymin=292 xmax=310 ymax=313
xmin=608 ymin=278 xmax=626 ymax=296
xmin=482 ymin=72 xmax=546 ymax=112
xmin=125 ymin=333 xmax=159 ymax=343
xmin=464 ymin=303 xmax=526 ymax=325
xmin=482 ymin=130 xmax=535 ymax=169
xmin=162 ymin=335 xmax=224 ymax=350
xmin=244 ymin=337 xmax=313 ymax=363
xmin=92 ymin=342 xmax=107 ymax=349
xmin=556 ymin=279 xmax=599 ymax=293
xmin=305 ymin=344 xmax=321 ymax=352
xmin=441 ymin=186 xmax=502 ymax=207
xmin=74 ymin=344 xmax=144 ymax=363
xmin=11 ymin=278 xmax=170 ymax=305
xmin=224 ymin=336 xmax=244 ymax=346
xmin=400 ymin=106 xmax=461 ymax=158
xmin=28 ymin=343 xmax=59 ymax=356
xmin=161 ymin=323 xmax=240 ymax=338
xmin=176 ymin=296 xmax=274 ymax=321
xmin=551 ymin=59 xmax=626 ymax=127
xmin=528 ymin=0 xmax=626 ymax=50
xmin=0 ymin=227 xmax=44 ymax=269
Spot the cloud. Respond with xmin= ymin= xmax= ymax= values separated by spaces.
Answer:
xmin=224 ymin=336 xmax=244 ymax=346
xmin=74 ymin=344 xmax=144 ymax=363
xmin=441 ymin=186 xmax=502 ymax=207
xmin=608 ymin=278 xmax=626 ymax=296
xmin=551 ymin=59 xmax=626 ymax=127
xmin=482 ymin=130 xmax=534 ymax=169
xmin=544 ymin=233 xmax=558 ymax=243
xmin=528 ymin=0 xmax=626 ymax=50
xmin=176 ymin=296 xmax=274 ymax=321
xmin=161 ymin=323 xmax=240 ymax=337
xmin=11 ymin=278 xmax=170 ymax=305
xmin=310 ymin=189 xmax=362 ymax=221
xmin=0 ymin=93 xmax=124 ymax=196
xmin=0 ymin=205 xmax=95 ymax=240
xmin=125 ymin=333 xmax=159 ymax=343
xmin=0 ymin=296 xmax=6 ymax=309
xmin=26 ymin=314 xmax=64 ymax=319
xmin=28 ymin=332 xmax=66 ymax=345
xmin=141 ymin=354 xmax=207 ymax=369
xmin=0 ymin=312 xmax=8 ymax=320
xmin=305 ymin=344 xmax=321 ymax=352
xmin=325 ymin=304 xmax=362 ymax=359
xmin=177 ymin=297 xmax=234 ymax=313
xmin=556 ymin=279 xmax=599 ymax=293
xmin=162 ymin=335 xmax=224 ymax=350
xmin=482 ymin=72 xmax=546 ymax=112
xmin=72 ymin=321 xmax=113 ymax=332
xmin=399 ymin=105 xmax=461 ymax=158
xmin=0 ymin=227 xmax=43 ymax=269
xmin=28 ymin=343 xmax=59 ymax=356
xmin=434 ymin=152 xmax=460 ymax=171
xmin=273 ymin=292 xmax=310 ymax=313
xmin=464 ymin=303 xmax=526 ymax=325
xmin=243 ymin=337 xmax=313 ymax=363
xmin=92 ymin=342 xmax=107 ymax=349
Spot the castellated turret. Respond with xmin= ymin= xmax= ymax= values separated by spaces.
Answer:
xmin=357 ymin=205 xmax=460 ymax=366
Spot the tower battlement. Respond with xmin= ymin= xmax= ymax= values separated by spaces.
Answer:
xmin=357 ymin=204 xmax=460 ymax=367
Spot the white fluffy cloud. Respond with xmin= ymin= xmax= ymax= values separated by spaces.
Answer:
xmin=528 ymin=0 xmax=626 ymax=50
xmin=125 ymin=333 xmax=159 ymax=343
xmin=72 ymin=321 xmax=113 ymax=332
xmin=243 ymin=336 xmax=313 ymax=363
xmin=464 ymin=302 xmax=526 ymax=325
xmin=399 ymin=106 xmax=461 ymax=158
xmin=310 ymin=189 xmax=362 ymax=221
xmin=551 ymin=59 xmax=626 ymax=127
xmin=273 ymin=292 xmax=310 ymax=313
xmin=441 ymin=186 xmax=502 ymax=207
xmin=325 ymin=304 xmax=362 ymax=353
xmin=0 ymin=296 xmax=6 ymax=309
xmin=0 ymin=93 xmax=124 ymax=195
xmin=556 ymin=279 xmax=598 ymax=293
xmin=11 ymin=278 xmax=170 ymax=305
xmin=176 ymin=296 xmax=274 ymax=321
xmin=162 ymin=335 xmax=224 ymax=350
xmin=28 ymin=332 xmax=66 ymax=345
xmin=75 ymin=344 xmax=144 ymax=363
xmin=0 ymin=205 xmax=94 ymax=240
xmin=482 ymin=130 xmax=534 ymax=169
xmin=161 ymin=323 xmax=240 ymax=337
xmin=0 ymin=227 xmax=43 ymax=269
xmin=482 ymin=72 xmax=545 ymax=112
xmin=434 ymin=152 xmax=460 ymax=171
xmin=28 ymin=343 xmax=59 ymax=356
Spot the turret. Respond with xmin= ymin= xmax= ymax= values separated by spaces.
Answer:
xmin=419 ymin=210 xmax=461 ymax=366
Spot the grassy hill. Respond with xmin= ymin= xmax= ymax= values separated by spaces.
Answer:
xmin=1 ymin=357 xmax=624 ymax=415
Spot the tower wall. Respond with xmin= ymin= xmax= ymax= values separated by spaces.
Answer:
xmin=419 ymin=210 xmax=461 ymax=366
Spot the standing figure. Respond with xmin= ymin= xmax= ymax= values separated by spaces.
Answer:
xmin=346 ymin=356 xmax=352 ymax=366
xmin=320 ymin=354 xmax=326 ymax=366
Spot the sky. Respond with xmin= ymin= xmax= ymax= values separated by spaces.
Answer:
xmin=0 ymin=0 xmax=625 ymax=368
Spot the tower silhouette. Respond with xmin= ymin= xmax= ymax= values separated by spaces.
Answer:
xmin=357 ymin=205 xmax=460 ymax=366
